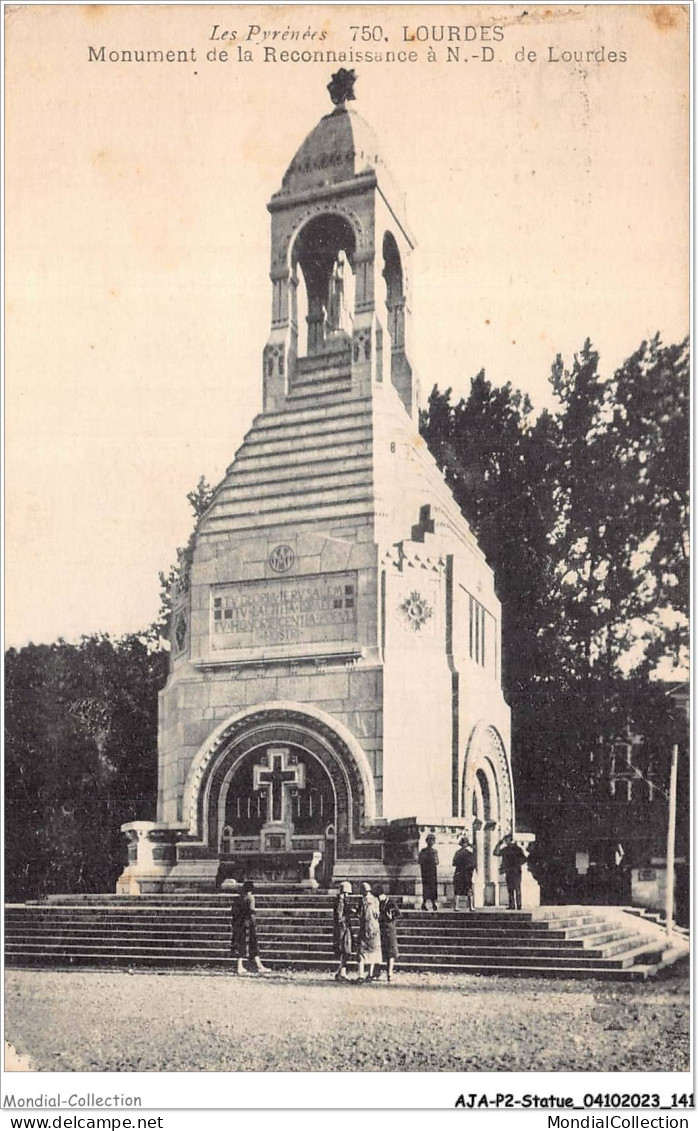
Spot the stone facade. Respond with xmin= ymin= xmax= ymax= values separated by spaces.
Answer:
xmin=119 ymin=76 xmax=533 ymax=905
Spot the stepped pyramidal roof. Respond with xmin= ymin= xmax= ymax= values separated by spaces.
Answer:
xmin=198 ymin=392 xmax=483 ymax=562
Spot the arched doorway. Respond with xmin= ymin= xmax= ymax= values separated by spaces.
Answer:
xmin=462 ymin=725 xmax=514 ymax=907
xmin=183 ymin=703 xmax=376 ymax=888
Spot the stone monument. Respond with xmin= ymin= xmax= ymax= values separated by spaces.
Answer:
xmin=119 ymin=72 xmax=534 ymax=907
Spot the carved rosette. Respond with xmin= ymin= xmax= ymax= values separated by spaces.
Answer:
xmin=400 ymin=590 xmax=433 ymax=631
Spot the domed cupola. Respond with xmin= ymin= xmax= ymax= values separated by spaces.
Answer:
xmin=263 ymin=71 xmax=417 ymax=418
xmin=279 ymin=105 xmax=384 ymax=197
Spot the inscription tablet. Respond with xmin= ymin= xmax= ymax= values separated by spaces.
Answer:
xmin=211 ymin=571 xmax=357 ymax=651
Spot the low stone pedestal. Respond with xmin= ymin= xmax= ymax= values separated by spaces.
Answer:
xmin=116 ymin=822 xmax=183 ymax=894
xmin=631 ymin=856 xmax=688 ymax=921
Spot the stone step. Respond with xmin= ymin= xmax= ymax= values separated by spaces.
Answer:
xmin=2 ymin=951 xmax=658 ymax=981
xmin=227 ymin=440 xmax=374 ymax=473
xmin=4 ymin=907 xmax=614 ymax=927
xmin=9 ymin=901 xmax=539 ymax=916
xmin=266 ymin=925 xmax=640 ymax=948
xmin=247 ymin=397 xmax=373 ymax=433
xmin=402 ymin=913 xmax=607 ymax=930
xmin=3 ymin=940 xmax=656 ymax=974
xmin=287 ymin=374 xmax=352 ymax=396
xmin=288 ymin=382 xmax=352 ymax=400
xmin=6 ymin=924 xmax=632 ymax=948
xmin=5 ymin=911 xmax=610 ymax=934
xmin=208 ymin=479 xmax=375 ymax=522
xmin=10 ymin=909 xmax=330 ymax=920
xmin=220 ymin=457 xmax=373 ymax=493
xmin=214 ymin=459 xmax=371 ymax=499
xmin=255 ymin=944 xmax=662 ymax=971
xmin=236 ymin=422 xmax=371 ymax=460
xmin=612 ymin=939 xmax=673 ymax=966
xmin=273 ymin=388 xmax=370 ymax=411
xmin=241 ymin=411 xmax=371 ymax=448
xmin=227 ymin=436 xmax=371 ymax=477
xmin=3 ymin=915 xmax=644 ymax=945
xmin=3 ymin=922 xmax=641 ymax=950
xmin=12 ymin=904 xmax=330 ymax=913
xmin=36 ymin=894 xmax=343 ymax=905
xmin=564 ymin=922 xmax=623 ymax=940
xmin=5 ymin=932 xmax=644 ymax=962
xmin=1 ymin=916 xmax=632 ymax=932
xmin=2 ymin=912 xmax=586 ymax=930
xmin=203 ymin=498 xmax=375 ymax=535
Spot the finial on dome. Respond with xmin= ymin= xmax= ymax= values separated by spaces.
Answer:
xmin=327 ymin=68 xmax=357 ymax=107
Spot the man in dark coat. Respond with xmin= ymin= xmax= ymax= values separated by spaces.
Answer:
xmin=418 ymin=833 xmax=439 ymax=911
xmin=494 ymin=834 xmax=528 ymax=910
xmin=452 ymin=836 xmax=476 ymax=910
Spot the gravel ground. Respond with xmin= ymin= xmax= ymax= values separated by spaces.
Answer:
xmin=4 ymin=963 xmax=689 ymax=1073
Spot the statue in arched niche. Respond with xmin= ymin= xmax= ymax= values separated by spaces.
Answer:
xmin=325 ymin=250 xmax=354 ymax=338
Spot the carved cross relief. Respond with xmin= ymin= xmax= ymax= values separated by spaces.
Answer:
xmin=252 ymin=747 xmax=306 ymax=825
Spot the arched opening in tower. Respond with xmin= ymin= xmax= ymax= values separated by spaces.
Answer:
xmin=382 ymin=231 xmax=405 ymax=354
xmin=292 ymin=214 xmax=357 ymax=357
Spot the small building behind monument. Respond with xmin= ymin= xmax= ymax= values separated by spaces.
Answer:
xmin=119 ymin=72 xmax=534 ymax=907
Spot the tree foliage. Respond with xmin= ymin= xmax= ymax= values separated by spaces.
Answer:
xmin=153 ymin=475 xmax=215 ymax=647
xmin=547 ymin=336 xmax=689 ymax=680
xmin=420 ymin=334 xmax=689 ymax=837
xmin=5 ymin=473 xmax=215 ymax=901
xmin=5 ymin=635 xmax=167 ymax=901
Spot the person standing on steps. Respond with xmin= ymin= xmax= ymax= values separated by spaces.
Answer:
xmin=418 ymin=833 xmax=439 ymax=911
xmin=230 ymin=880 xmax=269 ymax=974
xmin=356 ymin=881 xmax=382 ymax=981
xmin=374 ymin=886 xmax=401 ymax=982
xmin=452 ymin=835 xmax=476 ymax=910
xmin=333 ymin=881 xmax=354 ymax=982
xmin=493 ymin=834 xmax=528 ymax=910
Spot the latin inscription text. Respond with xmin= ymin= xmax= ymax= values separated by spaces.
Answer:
xmin=211 ymin=572 xmax=358 ymax=650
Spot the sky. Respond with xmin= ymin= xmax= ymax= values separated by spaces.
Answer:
xmin=5 ymin=3 xmax=689 ymax=648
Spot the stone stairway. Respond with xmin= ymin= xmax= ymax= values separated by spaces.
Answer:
xmin=4 ymin=895 xmax=685 ymax=980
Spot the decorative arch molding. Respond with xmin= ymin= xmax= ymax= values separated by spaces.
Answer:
xmin=183 ymin=702 xmax=376 ymax=852
xmin=462 ymin=723 xmax=514 ymax=834
xmin=279 ymin=203 xmax=368 ymax=272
